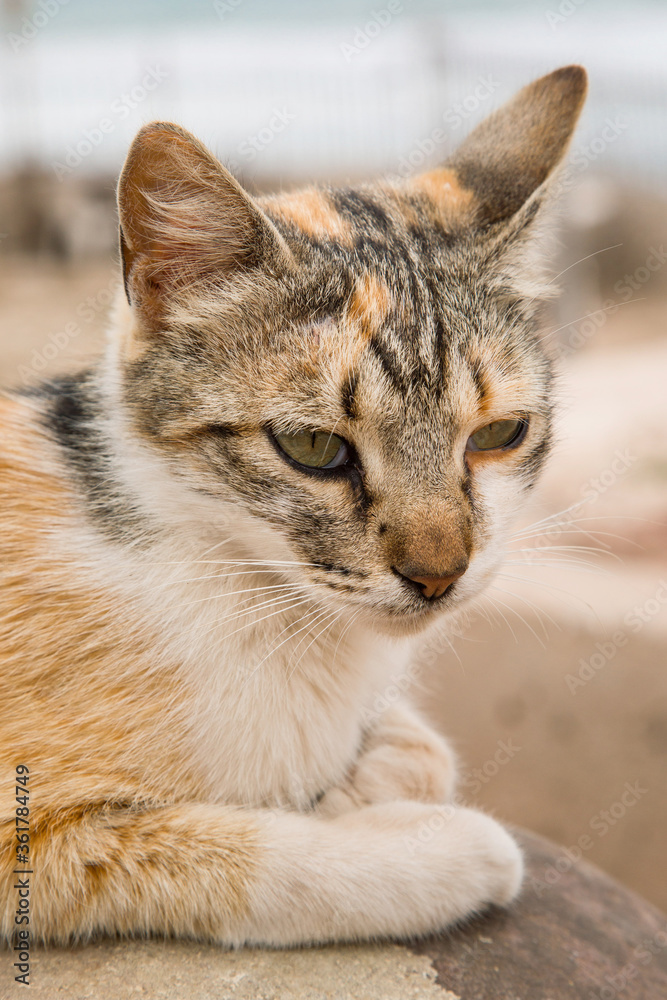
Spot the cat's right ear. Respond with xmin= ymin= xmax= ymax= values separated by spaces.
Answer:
xmin=117 ymin=122 xmax=294 ymax=331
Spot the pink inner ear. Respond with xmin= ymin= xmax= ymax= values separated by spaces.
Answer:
xmin=120 ymin=125 xmax=257 ymax=291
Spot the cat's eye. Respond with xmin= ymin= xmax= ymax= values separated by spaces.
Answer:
xmin=273 ymin=429 xmax=352 ymax=470
xmin=466 ymin=417 xmax=528 ymax=452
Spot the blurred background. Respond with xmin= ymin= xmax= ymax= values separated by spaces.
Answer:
xmin=0 ymin=0 xmax=665 ymax=911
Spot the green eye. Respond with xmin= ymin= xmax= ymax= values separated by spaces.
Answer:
xmin=273 ymin=429 xmax=351 ymax=470
xmin=467 ymin=418 xmax=527 ymax=452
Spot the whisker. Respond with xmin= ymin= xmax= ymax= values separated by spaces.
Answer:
xmin=509 ymin=543 xmax=617 ymax=556
xmin=242 ymin=605 xmax=331 ymax=687
xmin=286 ymin=610 xmax=343 ymax=684
xmin=493 ymin=581 xmax=558 ymax=638
xmin=175 ymin=594 xmax=313 ymax=642
xmin=485 ymin=587 xmax=547 ymax=647
xmin=477 ymin=592 xmax=519 ymax=643
xmin=331 ymin=608 xmax=362 ymax=668
xmin=546 ymin=242 xmax=623 ymax=285
xmin=158 ymin=583 xmax=300 ymax=615
xmin=138 ymin=569 xmax=314 ymax=595
xmin=503 ymin=554 xmax=613 ymax=574
xmin=495 ymin=571 xmax=599 ymax=619
xmin=509 ymin=499 xmax=592 ymax=536
xmin=148 ymin=558 xmax=322 ymax=569
xmin=213 ymin=598 xmax=316 ymax=645
xmin=543 ymin=296 xmax=646 ymax=341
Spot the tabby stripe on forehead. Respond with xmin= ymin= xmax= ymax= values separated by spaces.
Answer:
xmin=367 ymin=337 xmax=406 ymax=395
xmin=332 ymin=190 xmax=392 ymax=235
xmin=468 ymin=357 xmax=488 ymax=403
xmin=341 ymin=373 xmax=358 ymax=420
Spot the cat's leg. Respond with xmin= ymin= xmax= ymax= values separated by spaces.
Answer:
xmin=0 ymin=799 xmax=521 ymax=946
xmin=318 ymin=702 xmax=457 ymax=818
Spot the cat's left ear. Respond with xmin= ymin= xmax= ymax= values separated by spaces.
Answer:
xmin=418 ymin=65 xmax=587 ymax=234
xmin=117 ymin=122 xmax=294 ymax=330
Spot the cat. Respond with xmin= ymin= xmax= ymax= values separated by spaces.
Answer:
xmin=1 ymin=65 xmax=586 ymax=946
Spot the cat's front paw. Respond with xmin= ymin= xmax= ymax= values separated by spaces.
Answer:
xmin=318 ymin=706 xmax=457 ymax=818
xmin=446 ymin=807 xmax=524 ymax=909
xmin=340 ymin=801 xmax=523 ymax=925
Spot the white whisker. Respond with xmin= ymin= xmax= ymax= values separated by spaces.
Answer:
xmin=242 ymin=605 xmax=331 ymax=687
xmin=176 ymin=594 xmax=313 ymax=642
xmin=485 ymin=587 xmax=547 ymax=647
xmin=546 ymin=242 xmax=623 ymax=285
xmin=286 ymin=610 xmax=344 ymax=684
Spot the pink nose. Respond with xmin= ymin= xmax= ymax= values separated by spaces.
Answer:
xmin=395 ymin=566 xmax=467 ymax=600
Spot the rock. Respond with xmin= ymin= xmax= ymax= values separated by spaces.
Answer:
xmin=2 ymin=828 xmax=666 ymax=999
xmin=410 ymin=828 xmax=667 ymax=999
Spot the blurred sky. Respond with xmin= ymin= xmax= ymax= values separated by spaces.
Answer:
xmin=0 ymin=0 xmax=666 ymax=189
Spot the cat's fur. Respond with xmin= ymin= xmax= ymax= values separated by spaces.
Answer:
xmin=1 ymin=66 xmax=586 ymax=945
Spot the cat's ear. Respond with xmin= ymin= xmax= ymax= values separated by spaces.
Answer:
xmin=117 ymin=122 xmax=293 ymax=328
xmin=431 ymin=65 xmax=587 ymax=229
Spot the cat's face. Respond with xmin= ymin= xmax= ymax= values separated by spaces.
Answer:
xmin=115 ymin=66 xmax=586 ymax=634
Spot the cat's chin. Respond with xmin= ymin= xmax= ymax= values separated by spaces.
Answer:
xmin=359 ymin=600 xmax=459 ymax=639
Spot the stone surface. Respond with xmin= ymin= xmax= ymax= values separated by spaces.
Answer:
xmin=2 ymin=829 xmax=666 ymax=1000
xmin=3 ymin=939 xmax=451 ymax=1000
xmin=410 ymin=829 xmax=667 ymax=999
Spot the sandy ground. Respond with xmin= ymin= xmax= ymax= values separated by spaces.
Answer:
xmin=1 ymin=256 xmax=666 ymax=913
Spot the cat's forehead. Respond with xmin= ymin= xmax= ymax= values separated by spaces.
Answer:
xmin=261 ymin=182 xmax=540 ymax=405
xmin=244 ymin=177 xmax=553 ymax=446
xmin=262 ymin=179 xmax=484 ymax=365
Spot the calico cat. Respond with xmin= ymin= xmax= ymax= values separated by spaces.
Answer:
xmin=1 ymin=65 xmax=586 ymax=945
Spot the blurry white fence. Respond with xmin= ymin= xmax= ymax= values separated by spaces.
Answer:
xmin=0 ymin=5 xmax=666 ymax=190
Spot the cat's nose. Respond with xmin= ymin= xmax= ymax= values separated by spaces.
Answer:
xmin=394 ymin=564 xmax=467 ymax=600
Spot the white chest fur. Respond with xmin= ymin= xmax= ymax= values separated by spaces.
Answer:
xmin=176 ymin=602 xmax=406 ymax=810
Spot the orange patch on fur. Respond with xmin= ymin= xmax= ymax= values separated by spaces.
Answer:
xmin=411 ymin=168 xmax=477 ymax=224
xmin=0 ymin=397 xmax=198 ymax=809
xmin=346 ymin=274 xmax=392 ymax=340
xmin=263 ymin=188 xmax=353 ymax=244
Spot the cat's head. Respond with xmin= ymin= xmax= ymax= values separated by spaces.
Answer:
xmin=113 ymin=65 xmax=586 ymax=634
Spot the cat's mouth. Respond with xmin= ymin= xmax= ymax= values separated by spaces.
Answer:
xmin=288 ymin=551 xmax=478 ymax=637
xmin=311 ymin=572 xmax=466 ymax=637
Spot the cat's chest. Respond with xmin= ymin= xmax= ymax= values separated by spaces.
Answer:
xmin=178 ymin=621 xmax=403 ymax=810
